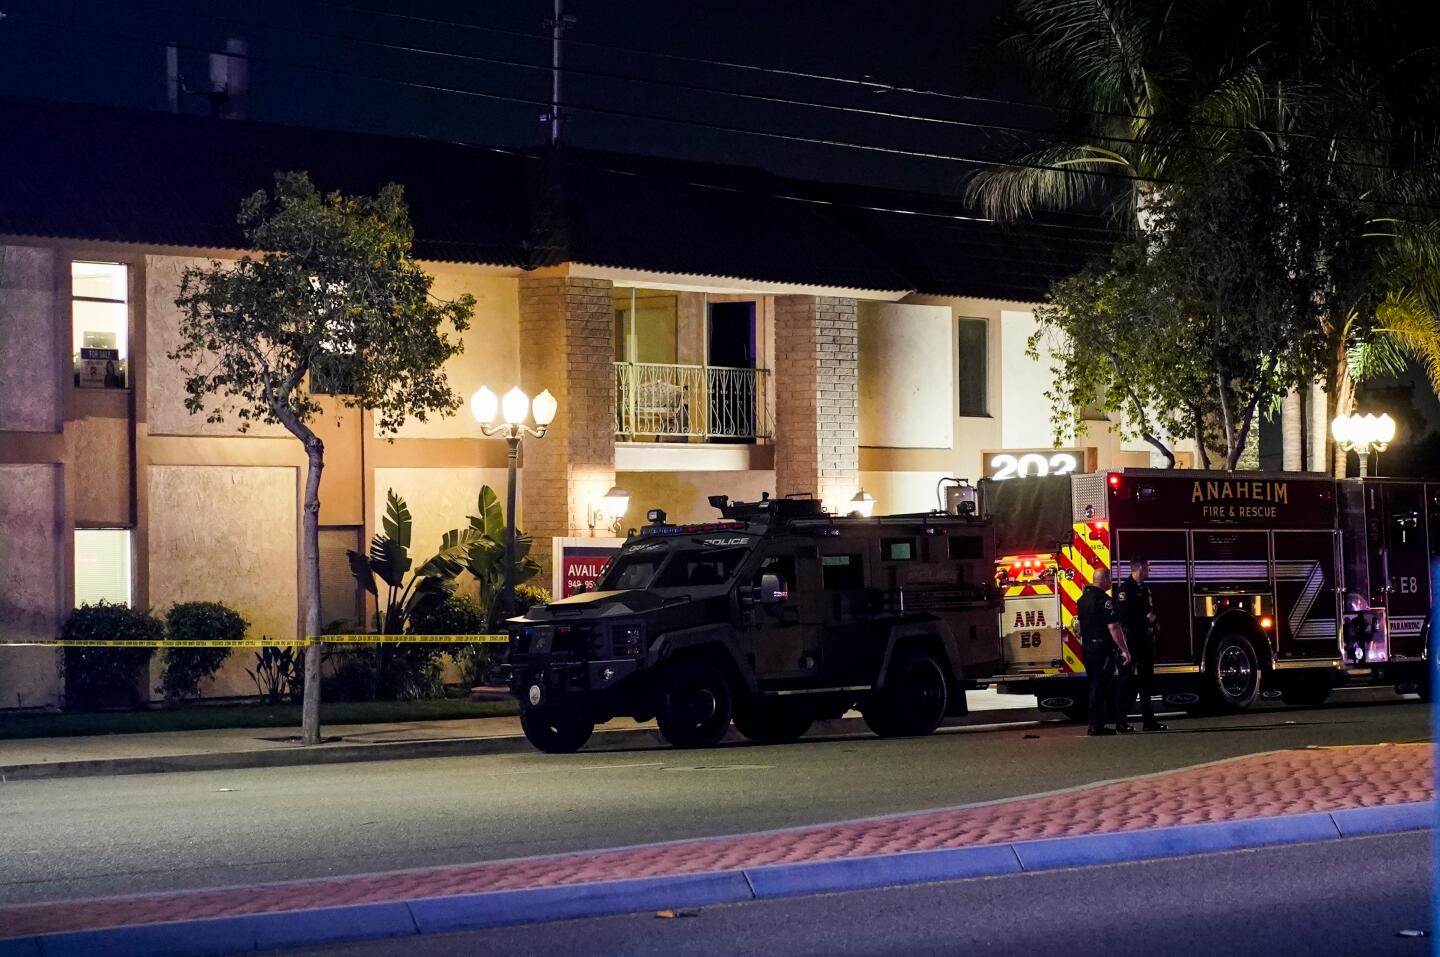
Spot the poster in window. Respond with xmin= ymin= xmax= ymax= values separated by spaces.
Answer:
xmin=78 ymin=347 xmax=121 ymax=388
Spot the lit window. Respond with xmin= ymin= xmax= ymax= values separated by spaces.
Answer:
xmin=75 ymin=529 xmax=132 ymax=607
xmin=72 ymin=261 xmax=129 ymax=389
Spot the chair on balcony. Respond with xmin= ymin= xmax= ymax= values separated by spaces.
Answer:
xmin=634 ymin=379 xmax=689 ymax=440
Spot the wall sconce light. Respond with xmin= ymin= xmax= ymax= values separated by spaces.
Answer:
xmin=589 ymin=486 xmax=630 ymax=535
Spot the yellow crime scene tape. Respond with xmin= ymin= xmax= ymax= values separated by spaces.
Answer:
xmin=0 ymin=634 xmax=510 ymax=648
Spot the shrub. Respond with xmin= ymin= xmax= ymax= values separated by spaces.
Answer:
xmin=160 ymin=602 xmax=249 ymax=701
xmin=60 ymin=602 xmax=163 ymax=710
xmin=246 ymin=644 xmax=300 ymax=702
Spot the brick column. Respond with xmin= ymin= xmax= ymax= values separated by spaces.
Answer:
xmin=518 ymin=277 xmax=617 ymax=562
xmin=773 ymin=295 xmax=859 ymax=512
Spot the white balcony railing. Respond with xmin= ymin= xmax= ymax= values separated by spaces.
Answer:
xmin=614 ymin=362 xmax=771 ymax=440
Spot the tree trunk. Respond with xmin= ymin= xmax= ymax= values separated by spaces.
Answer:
xmin=1281 ymin=388 xmax=1302 ymax=471
xmin=1308 ymin=381 xmax=1329 ymax=472
xmin=300 ymin=437 xmax=325 ymax=745
xmin=1331 ymin=361 xmax=1354 ymax=478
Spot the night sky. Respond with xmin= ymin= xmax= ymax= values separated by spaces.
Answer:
xmin=3 ymin=0 xmax=1437 ymax=468
xmin=0 ymin=0 xmax=1020 ymax=193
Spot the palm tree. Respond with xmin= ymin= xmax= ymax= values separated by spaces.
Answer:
xmin=969 ymin=0 xmax=1440 ymax=474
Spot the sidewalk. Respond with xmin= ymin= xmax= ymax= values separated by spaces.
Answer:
xmin=0 ymin=691 xmax=1040 ymax=781
xmin=0 ymin=743 xmax=1428 ymax=944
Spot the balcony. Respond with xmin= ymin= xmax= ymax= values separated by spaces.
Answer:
xmin=614 ymin=362 xmax=771 ymax=441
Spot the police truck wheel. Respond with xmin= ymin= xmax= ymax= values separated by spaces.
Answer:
xmin=520 ymin=708 xmax=594 ymax=753
xmin=863 ymin=649 xmax=948 ymax=738
xmin=732 ymin=697 xmax=814 ymax=743
xmin=656 ymin=658 xmax=735 ymax=748
xmin=1203 ymin=633 xmax=1261 ymax=712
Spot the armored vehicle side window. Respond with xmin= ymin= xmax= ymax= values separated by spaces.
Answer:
xmin=604 ymin=554 xmax=664 ymax=590
xmin=753 ymin=554 xmax=798 ymax=591
xmin=656 ymin=548 xmax=749 ymax=587
xmin=948 ymin=535 xmax=984 ymax=560
xmin=822 ymin=554 xmax=864 ymax=590
xmin=882 ymin=538 xmax=915 ymax=562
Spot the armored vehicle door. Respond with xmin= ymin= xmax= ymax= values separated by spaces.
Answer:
xmin=743 ymin=545 xmax=823 ymax=682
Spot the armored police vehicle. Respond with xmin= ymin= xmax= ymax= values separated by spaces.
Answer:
xmin=508 ymin=494 xmax=999 ymax=752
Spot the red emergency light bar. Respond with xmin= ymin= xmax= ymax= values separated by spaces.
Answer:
xmin=1108 ymin=473 xmax=1121 ymax=488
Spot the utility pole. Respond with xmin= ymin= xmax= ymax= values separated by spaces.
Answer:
xmin=544 ymin=0 xmax=574 ymax=145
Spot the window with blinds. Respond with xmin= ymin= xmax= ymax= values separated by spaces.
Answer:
xmin=75 ymin=529 xmax=131 ymax=607
xmin=319 ymin=526 xmax=364 ymax=631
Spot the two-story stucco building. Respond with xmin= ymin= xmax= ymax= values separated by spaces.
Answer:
xmin=0 ymin=96 xmax=1156 ymax=708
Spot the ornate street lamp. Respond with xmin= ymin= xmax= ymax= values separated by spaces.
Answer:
xmin=472 ymin=385 xmax=556 ymax=620
xmin=1331 ymin=411 xmax=1396 ymax=478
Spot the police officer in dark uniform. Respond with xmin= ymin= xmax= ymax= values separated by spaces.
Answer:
xmin=1076 ymin=567 xmax=1132 ymax=736
xmin=1116 ymin=557 xmax=1167 ymax=731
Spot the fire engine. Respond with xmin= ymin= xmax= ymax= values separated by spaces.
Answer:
xmin=974 ymin=469 xmax=1434 ymax=717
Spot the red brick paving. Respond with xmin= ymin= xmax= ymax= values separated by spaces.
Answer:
xmin=0 ymin=744 xmax=1429 ymax=939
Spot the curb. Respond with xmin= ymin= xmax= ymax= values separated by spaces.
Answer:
xmin=0 ymin=710 xmax=1041 ymax=782
xmin=3 ymin=800 xmax=1429 ymax=957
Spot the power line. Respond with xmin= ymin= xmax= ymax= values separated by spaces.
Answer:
xmin=1 ymin=12 xmax=1166 ymax=190
xmin=5 ymin=12 xmax=1437 ymax=215
xmin=293 ymin=0 xmax=1423 ymax=151
xmin=117 ymin=0 xmax=1437 ymax=179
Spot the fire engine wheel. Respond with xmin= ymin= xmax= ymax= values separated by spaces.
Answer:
xmin=519 ymin=708 xmax=595 ymax=754
xmin=863 ymin=649 xmax=949 ymax=738
xmin=656 ymin=658 xmax=735 ymax=749
xmin=1203 ymin=633 xmax=1262 ymax=712
xmin=732 ymin=697 xmax=814 ymax=743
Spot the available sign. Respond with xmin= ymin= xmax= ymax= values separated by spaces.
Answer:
xmin=551 ymin=537 xmax=624 ymax=598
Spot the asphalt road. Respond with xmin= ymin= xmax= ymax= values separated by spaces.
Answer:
xmin=0 ymin=693 xmax=1427 ymax=906
xmin=274 ymin=832 xmax=1432 ymax=957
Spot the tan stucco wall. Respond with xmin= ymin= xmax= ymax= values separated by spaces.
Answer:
xmin=0 ymin=245 xmax=62 ymax=434
xmin=616 ymin=469 xmax=775 ymax=528
xmin=0 ymin=464 xmax=64 ymax=708
xmin=857 ymin=302 xmax=954 ymax=450
xmin=147 ymin=464 xmax=298 ymax=696
xmin=145 ymin=255 xmax=288 ymax=438
xmin=381 ymin=270 xmax=520 ymax=440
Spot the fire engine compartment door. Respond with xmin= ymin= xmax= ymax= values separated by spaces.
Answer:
xmin=1111 ymin=528 xmax=1192 ymax=663
xmin=1272 ymin=530 xmax=1342 ymax=661
xmin=1000 ymin=594 xmax=1061 ymax=668
xmin=1382 ymin=482 xmax=1430 ymax=659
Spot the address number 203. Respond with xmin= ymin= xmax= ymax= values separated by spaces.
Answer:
xmin=990 ymin=452 xmax=1079 ymax=481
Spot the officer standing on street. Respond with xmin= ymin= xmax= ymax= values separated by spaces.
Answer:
xmin=1117 ymin=557 xmax=1167 ymax=731
xmin=1077 ymin=567 xmax=1132 ymax=736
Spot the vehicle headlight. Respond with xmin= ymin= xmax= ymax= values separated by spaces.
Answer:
xmin=611 ymin=623 xmax=644 ymax=657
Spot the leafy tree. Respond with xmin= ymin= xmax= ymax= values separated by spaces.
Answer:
xmin=1036 ymin=158 xmax=1374 ymax=469
xmin=970 ymin=0 xmax=1440 ymax=472
xmin=171 ymin=172 xmax=474 ymax=743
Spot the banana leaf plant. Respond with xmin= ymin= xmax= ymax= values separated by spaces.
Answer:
xmin=459 ymin=486 xmax=542 ymax=632
xmin=348 ymin=490 xmax=484 ymax=635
